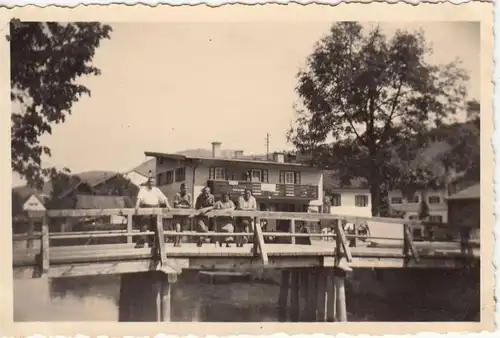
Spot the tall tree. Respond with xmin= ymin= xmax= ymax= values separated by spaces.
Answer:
xmin=9 ymin=19 xmax=112 ymax=189
xmin=287 ymin=22 xmax=469 ymax=215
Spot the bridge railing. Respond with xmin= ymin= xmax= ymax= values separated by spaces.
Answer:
xmin=13 ymin=208 xmax=478 ymax=273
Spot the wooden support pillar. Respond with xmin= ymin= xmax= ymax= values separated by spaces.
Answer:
xmin=333 ymin=268 xmax=347 ymax=322
xmin=316 ymin=269 xmax=328 ymax=322
xmin=326 ymin=269 xmax=336 ymax=322
xmin=299 ymin=269 xmax=309 ymax=322
xmin=290 ymin=270 xmax=300 ymax=322
xmin=118 ymin=271 xmax=177 ymax=322
xmin=278 ymin=270 xmax=290 ymax=322
xmin=306 ymin=270 xmax=318 ymax=321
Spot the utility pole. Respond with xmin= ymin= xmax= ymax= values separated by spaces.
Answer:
xmin=265 ymin=133 xmax=270 ymax=160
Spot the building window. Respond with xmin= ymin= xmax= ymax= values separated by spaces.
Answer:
xmin=355 ymin=195 xmax=368 ymax=207
xmin=429 ymin=215 xmax=443 ymax=223
xmin=251 ymin=169 xmax=261 ymax=182
xmin=209 ymin=167 xmax=227 ymax=180
xmin=428 ymin=196 xmax=441 ymax=204
xmin=262 ymin=169 xmax=268 ymax=183
xmin=409 ymin=214 xmax=420 ymax=220
xmin=166 ymin=170 xmax=174 ymax=185
xmin=331 ymin=193 xmax=342 ymax=207
xmin=157 ymin=172 xmax=164 ymax=185
xmin=175 ymin=167 xmax=186 ymax=182
xmin=280 ymin=171 xmax=300 ymax=184
xmin=408 ymin=195 xmax=420 ymax=203
xmin=391 ymin=197 xmax=403 ymax=204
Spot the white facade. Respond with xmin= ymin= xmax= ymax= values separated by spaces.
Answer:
xmin=124 ymin=170 xmax=149 ymax=187
xmin=327 ymin=189 xmax=372 ymax=218
xmin=22 ymin=195 xmax=46 ymax=212
xmin=387 ymin=188 xmax=448 ymax=222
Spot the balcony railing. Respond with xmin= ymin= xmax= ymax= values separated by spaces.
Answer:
xmin=207 ymin=180 xmax=319 ymax=200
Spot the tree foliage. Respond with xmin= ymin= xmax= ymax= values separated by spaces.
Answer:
xmin=9 ymin=19 xmax=112 ymax=189
xmin=288 ymin=22 xmax=469 ymax=215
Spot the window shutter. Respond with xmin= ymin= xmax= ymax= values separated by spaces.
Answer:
xmin=279 ymin=171 xmax=285 ymax=184
xmin=225 ymin=168 xmax=229 ymax=180
xmin=262 ymin=170 xmax=268 ymax=183
xmin=209 ymin=167 xmax=215 ymax=180
xmin=294 ymin=172 xmax=301 ymax=184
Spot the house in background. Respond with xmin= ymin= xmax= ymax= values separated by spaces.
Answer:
xmin=387 ymin=189 xmax=449 ymax=223
xmin=447 ymin=182 xmax=480 ymax=240
xmin=124 ymin=159 xmax=156 ymax=187
xmin=322 ymin=171 xmax=372 ymax=219
xmin=11 ymin=186 xmax=50 ymax=234
xmin=145 ymin=141 xmax=323 ymax=234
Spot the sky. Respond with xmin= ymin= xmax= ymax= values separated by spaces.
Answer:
xmin=11 ymin=21 xmax=480 ymax=187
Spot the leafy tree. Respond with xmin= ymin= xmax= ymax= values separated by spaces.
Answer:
xmin=288 ymin=22 xmax=469 ymax=215
xmin=9 ymin=19 xmax=112 ymax=189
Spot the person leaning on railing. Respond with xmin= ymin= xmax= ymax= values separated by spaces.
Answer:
xmin=194 ymin=186 xmax=216 ymax=247
xmin=134 ymin=177 xmax=172 ymax=249
xmin=213 ymin=193 xmax=236 ymax=247
xmin=236 ymin=189 xmax=257 ymax=247
xmin=172 ymin=183 xmax=192 ymax=247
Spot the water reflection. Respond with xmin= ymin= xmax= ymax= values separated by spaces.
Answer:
xmin=13 ymin=268 xmax=480 ymax=322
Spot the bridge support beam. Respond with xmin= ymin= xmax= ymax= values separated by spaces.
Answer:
xmin=278 ymin=268 xmax=348 ymax=322
xmin=333 ymin=268 xmax=347 ymax=322
xmin=118 ymin=271 xmax=178 ymax=322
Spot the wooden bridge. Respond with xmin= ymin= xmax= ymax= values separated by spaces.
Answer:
xmin=12 ymin=208 xmax=479 ymax=322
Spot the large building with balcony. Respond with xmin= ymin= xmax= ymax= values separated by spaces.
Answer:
xmin=144 ymin=142 xmax=323 ymax=232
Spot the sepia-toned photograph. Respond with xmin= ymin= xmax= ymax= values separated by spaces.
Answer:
xmin=2 ymin=2 xmax=494 ymax=334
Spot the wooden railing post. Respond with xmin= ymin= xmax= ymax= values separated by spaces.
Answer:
xmin=27 ymin=216 xmax=34 ymax=249
xmin=153 ymin=214 xmax=167 ymax=268
xmin=290 ymin=219 xmax=296 ymax=245
xmin=403 ymin=224 xmax=419 ymax=264
xmin=334 ymin=222 xmax=353 ymax=264
xmin=127 ymin=213 xmax=133 ymax=244
xmin=460 ymin=226 xmax=473 ymax=266
xmin=41 ymin=214 xmax=50 ymax=277
xmin=253 ymin=216 xmax=268 ymax=265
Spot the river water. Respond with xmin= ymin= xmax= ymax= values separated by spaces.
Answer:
xmin=14 ymin=269 xmax=480 ymax=322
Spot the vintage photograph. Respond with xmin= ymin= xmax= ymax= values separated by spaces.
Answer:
xmin=5 ymin=3 xmax=492 ymax=331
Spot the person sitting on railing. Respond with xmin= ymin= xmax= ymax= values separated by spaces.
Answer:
xmin=195 ymin=186 xmax=216 ymax=247
xmin=213 ymin=193 xmax=235 ymax=247
xmin=172 ymin=183 xmax=192 ymax=247
xmin=236 ymin=189 xmax=257 ymax=247
xmin=134 ymin=176 xmax=172 ymax=249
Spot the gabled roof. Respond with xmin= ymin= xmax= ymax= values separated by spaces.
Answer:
xmin=12 ymin=185 xmax=48 ymax=202
xmin=131 ymin=158 xmax=156 ymax=177
xmin=74 ymin=195 xmax=134 ymax=209
xmin=43 ymin=170 xmax=120 ymax=199
xmin=448 ymin=183 xmax=480 ymax=200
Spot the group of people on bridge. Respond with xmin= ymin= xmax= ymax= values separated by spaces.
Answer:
xmin=134 ymin=176 xmax=259 ymax=248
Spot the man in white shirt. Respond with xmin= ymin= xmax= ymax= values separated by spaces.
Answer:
xmin=236 ymin=189 xmax=257 ymax=247
xmin=134 ymin=177 xmax=172 ymax=248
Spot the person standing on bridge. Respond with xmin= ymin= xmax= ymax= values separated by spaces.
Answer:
xmin=213 ymin=193 xmax=236 ymax=247
xmin=134 ymin=176 xmax=172 ymax=249
xmin=236 ymin=189 xmax=257 ymax=247
xmin=195 ymin=186 xmax=216 ymax=247
xmin=172 ymin=183 xmax=192 ymax=247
